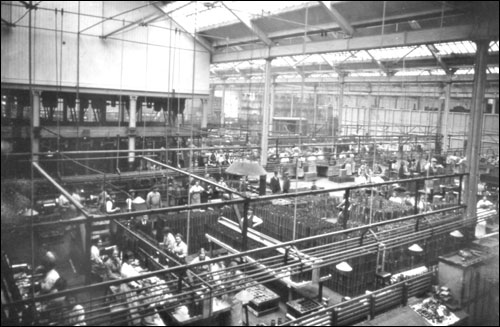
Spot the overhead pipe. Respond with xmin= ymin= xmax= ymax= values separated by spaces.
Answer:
xmin=32 ymin=162 xmax=89 ymax=216
xmin=8 ymin=131 xmax=441 ymax=156
xmin=32 ymin=161 xmax=95 ymax=283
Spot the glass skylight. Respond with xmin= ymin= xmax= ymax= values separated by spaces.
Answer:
xmin=165 ymin=1 xmax=314 ymax=33
xmin=433 ymin=41 xmax=477 ymax=55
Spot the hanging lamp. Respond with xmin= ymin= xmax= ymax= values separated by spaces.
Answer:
xmin=408 ymin=243 xmax=424 ymax=253
xmin=336 ymin=261 xmax=353 ymax=272
xmin=226 ymin=159 xmax=267 ymax=176
xmin=450 ymin=230 xmax=464 ymax=238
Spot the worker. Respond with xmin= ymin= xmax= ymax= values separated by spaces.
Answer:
xmin=34 ymin=244 xmax=57 ymax=276
xmin=282 ymin=172 xmax=291 ymax=193
xmin=147 ymin=185 xmax=162 ymax=229
xmin=337 ymin=195 xmax=352 ymax=229
xmin=90 ymin=237 xmax=107 ymax=281
xmin=65 ymin=295 xmax=86 ymax=326
xmin=310 ymin=180 xmax=318 ymax=190
xmin=476 ymin=195 xmax=494 ymax=237
xmin=188 ymin=248 xmax=211 ymax=283
xmin=189 ymin=181 xmax=205 ymax=208
xmin=105 ymin=247 xmax=122 ymax=282
xmin=223 ymin=261 xmax=251 ymax=326
xmin=417 ymin=197 xmax=430 ymax=213
xmin=70 ymin=187 xmax=82 ymax=204
xmin=424 ymin=158 xmax=440 ymax=176
xmin=57 ymin=191 xmax=70 ymax=209
xmin=40 ymin=252 xmax=60 ymax=294
xmin=120 ymin=251 xmax=142 ymax=290
xmin=172 ymin=233 xmax=188 ymax=263
xmin=146 ymin=185 xmax=162 ymax=208
xmin=398 ymin=161 xmax=409 ymax=179
xmin=201 ymin=174 xmax=214 ymax=203
xmin=270 ymin=171 xmax=281 ymax=194
xmin=241 ymin=209 xmax=263 ymax=229
xmin=98 ymin=188 xmax=111 ymax=212
xmin=403 ymin=192 xmax=414 ymax=206
xmin=120 ymin=251 xmax=139 ymax=278
xmin=389 ymin=192 xmax=403 ymax=204
xmin=135 ymin=215 xmax=152 ymax=236
xmin=217 ymin=177 xmax=230 ymax=200
xmin=105 ymin=193 xmax=121 ymax=214
xmin=161 ymin=227 xmax=176 ymax=252
xmin=126 ymin=189 xmax=145 ymax=212
xmin=57 ymin=192 xmax=71 ymax=219
xmin=477 ymin=195 xmax=493 ymax=210
xmin=356 ymin=161 xmax=372 ymax=184
xmin=239 ymin=177 xmax=249 ymax=193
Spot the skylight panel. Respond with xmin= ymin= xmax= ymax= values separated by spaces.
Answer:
xmin=434 ymin=41 xmax=476 ymax=55
xmin=489 ymin=41 xmax=499 ymax=52
xmin=455 ymin=68 xmax=474 ymax=75
xmin=487 ymin=66 xmax=499 ymax=74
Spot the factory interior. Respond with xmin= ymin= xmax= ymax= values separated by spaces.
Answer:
xmin=1 ymin=1 xmax=499 ymax=326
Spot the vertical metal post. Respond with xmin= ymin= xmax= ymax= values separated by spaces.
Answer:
xmin=414 ymin=181 xmax=419 ymax=215
xmin=442 ymin=81 xmax=452 ymax=153
xmin=458 ymin=175 xmax=463 ymax=205
xmin=201 ymin=98 xmax=208 ymax=130
xmin=338 ymin=73 xmax=345 ymax=136
xmin=331 ymin=308 xmax=338 ymax=325
xmin=242 ymin=200 xmax=249 ymax=251
xmin=313 ymin=84 xmax=318 ymax=137
xmin=221 ymin=79 xmax=226 ymax=126
xmin=177 ymin=274 xmax=183 ymax=292
xmin=402 ymin=282 xmax=409 ymax=306
xmin=244 ymin=304 xmax=249 ymax=326
xmin=342 ymin=189 xmax=350 ymax=230
xmin=31 ymin=90 xmax=41 ymax=162
xmin=369 ymin=294 xmax=376 ymax=319
xmin=465 ymin=40 xmax=489 ymax=221
xmin=129 ymin=95 xmax=137 ymax=170
xmin=269 ymin=80 xmax=276 ymax=133
xmin=84 ymin=216 xmax=92 ymax=284
xmin=260 ymin=58 xmax=272 ymax=167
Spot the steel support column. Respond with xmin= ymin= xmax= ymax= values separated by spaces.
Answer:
xmin=337 ymin=74 xmax=346 ymax=136
xmin=31 ymin=90 xmax=40 ymax=162
xmin=260 ymin=58 xmax=272 ymax=166
xmin=269 ymin=81 xmax=276 ymax=133
xmin=465 ymin=40 xmax=489 ymax=222
xmin=313 ymin=84 xmax=318 ymax=136
xmin=221 ymin=80 xmax=226 ymax=126
xmin=441 ymin=81 xmax=452 ymax=153
xmin=128 ymin=95 xmax=137 ymax=169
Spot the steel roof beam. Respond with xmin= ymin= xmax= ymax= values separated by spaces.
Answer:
xmin=151 ymin=3 xmax=213 ymax=54
xmin=365 ymin=50 xmax=391 ymax=76
xmin=212 ymin=24 xmax=499 ymax=63
xmin=211 ymin=7 xmax=461 ymax=48
xmin=220 ymin=1 xmax=273 ymax=46
xmin=210 ymin=74 xmax=500 ymax=85
xmin=318 ymin=1 xmax=354 ymax=36
xmin=427 ymin=44 xmax=454 ymax=76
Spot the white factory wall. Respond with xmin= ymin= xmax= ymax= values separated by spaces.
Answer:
xmin=1 ymin=1 xmax=210 ymax=95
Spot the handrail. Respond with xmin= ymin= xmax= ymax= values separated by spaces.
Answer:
xmin=280 ymin=271 xmax=435 ymax=326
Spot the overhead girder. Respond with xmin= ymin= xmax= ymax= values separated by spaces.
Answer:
xmin=211 ymin=24 xmax=499 ymax=63
xmin=211 ymin=53 xmax=499 ymax=77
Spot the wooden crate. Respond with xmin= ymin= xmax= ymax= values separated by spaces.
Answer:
xmin=304 ymin=172 xmax=317 ymax=181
